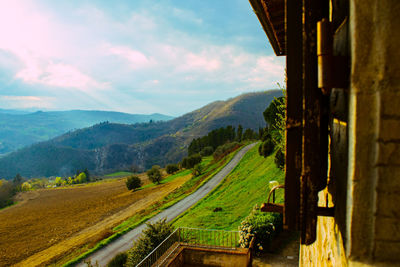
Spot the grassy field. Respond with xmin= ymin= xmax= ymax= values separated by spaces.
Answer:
xmin=0 ymin=171 xmax=189 ymax=267
xmin=173 ymin=143 xmax=284 ymax=231
xmin=104 ymin=171 xmax=134 ymax=177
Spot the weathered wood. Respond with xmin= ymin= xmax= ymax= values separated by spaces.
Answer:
xmin=284 ymin=0 xmax=302 ymax=231
xmin=300 ymin=0 xmax=327 ymax=245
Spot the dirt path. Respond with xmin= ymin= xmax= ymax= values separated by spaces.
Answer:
xmin=78 ymin=143 xmax=257 ymax=266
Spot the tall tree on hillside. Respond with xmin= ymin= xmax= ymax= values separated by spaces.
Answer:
xmin=147 ymin=165 xmax=162 ymax=184
xmin=237 ymin=124 xmax=243 ymax=142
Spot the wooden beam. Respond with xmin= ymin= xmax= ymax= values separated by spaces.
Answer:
xmin=284 ymin=0 xmax=302 ymax=231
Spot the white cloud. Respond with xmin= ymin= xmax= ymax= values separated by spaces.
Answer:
xmin=0 ymin=95 xmax=55 ymax=109
xmin=105 ymin=44 xmax=155 ymax=69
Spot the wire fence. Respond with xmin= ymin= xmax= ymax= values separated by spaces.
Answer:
xmin=136 ymin=227 xmax=240 ymax=267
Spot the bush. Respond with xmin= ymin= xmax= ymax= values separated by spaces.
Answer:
xmin=107 ymin=252 xmax=127 ymax=267
xmin=126 ymin=176 xmax=142 ymax=191
xmin=213 ymin=142 xmax=240 ymax=161
xmin=181 ymin=154 xmax=202 ymax=169
xmin=192 ymin=164 xmax=203 ymax=177
xmin=238 ymin=205 xmax=283 ymax=253
xmin=0 ymin=180 xmax=15 ymax=208
xmin=147 ymin=165 xmax=162 ymax=184
xmin=166 ymin=164 xmax=179 ymax=174
xmin=274 ymin=148 xmax=285 ymax=170
xmin=126 ymin=219 xmax=174 ymax=266
xmin=200 ymin=146 xmax=214 ymax=157
xmin=259 ymin=138 xmax=275 ymax=158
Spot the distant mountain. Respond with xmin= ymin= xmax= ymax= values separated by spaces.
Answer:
xmin=0 ymin=90 xmax=281 ymax=179
xmin=0 ymin=110 xmax=173 ymax=155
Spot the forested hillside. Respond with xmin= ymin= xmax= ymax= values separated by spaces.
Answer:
xmin=0 ymin=90 xmax=281 ymax=179
xmin=0 ymin=110 xmax=173 ymax=155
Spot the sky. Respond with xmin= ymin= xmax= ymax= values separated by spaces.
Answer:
xmin=0 ymin=0 xmax=285 ymax=116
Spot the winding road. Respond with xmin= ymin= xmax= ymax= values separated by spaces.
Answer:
xmin=78 ymin=142 xmax=256 ymax=266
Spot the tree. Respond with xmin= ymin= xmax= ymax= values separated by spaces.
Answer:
xmin=83 ymin=168 xmax=90 ymax=181
xmin=192 ymin=164 xmax=203 ymax=177
xmin=147 ymin=165 xmax=162 ymax=184
xmin=237 ymin=124 xmax=243 ymax=142
xmin=126 ymin=219 xmax=173 ymax=267
xmin=126 ymin=175 xmax=142 ymax=191
xmin=12 ymin=173 xmax=24 ymax=192
xmin=75 ymin=172 xmax=87 ymax=184
xmin=166 ymin=164 xmax=179 ymax=174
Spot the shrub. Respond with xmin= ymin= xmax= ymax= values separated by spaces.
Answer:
xmin=126 ymin=219 xmax=174 ymax=266
xmin=126 ymin=176 xmax=142 ymax=191
xmin=147 ymin=165 xmax=162 ymax=184
xmin=259 ymin=138 xmax=275 ymax=158
xmin=107 ymin=252 xmax=127 ymax=267
xmin=166 ymin=164 xmax=179 ymax=174
xmin=192 ymin=164 xmax=203 ymax=177
xmin=274 ymin=148 xmax=285 ymax=170
xmin=181 ymin=154 xmax=202 ymax=169
xmin=213 ymin=142 xmax=240 ymax=161
xmin=238 ymin=205 xmax=283 ymax=253
xmin=200 ymin=146 xmax=214 ymax=157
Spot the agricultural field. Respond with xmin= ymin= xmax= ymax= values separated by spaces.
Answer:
xmin=0 ymin=172 xmax=190 ymax=266
xmin=173 ymin=143 xmax=284 ymax=230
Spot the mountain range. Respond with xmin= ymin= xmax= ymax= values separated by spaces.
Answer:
xmin=0 ymin=110 xmax=173 ymax=155
xmin=0 ymin=90 xmax=281 ymax=179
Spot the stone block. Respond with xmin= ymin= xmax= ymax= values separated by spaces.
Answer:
xmin=377 ymin=166 xmax=400 ymax=192
xmin=377 ymin=142 xmax=400 ymax=165
xmin=374 ymin=217 xmax=400 ymax=241
xmin=376 ymin=192 xmax=400 ymax=218
xmin=374 ymin=240 xmax=400 ymax=261
xmin=379 ymin=119 xmax=400 ymax=141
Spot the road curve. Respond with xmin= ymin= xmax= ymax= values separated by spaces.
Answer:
xmin=77 ymin=143 xmax=256 ymax=266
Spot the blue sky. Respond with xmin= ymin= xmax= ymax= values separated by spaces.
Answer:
xmin=0 ymin=0 xmax=284 ymax=116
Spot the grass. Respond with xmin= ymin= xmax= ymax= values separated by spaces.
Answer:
xmin=104 ymin=171 xmax=134 ymax=177
xmin=62 ymin=146 xmax=243 ymax=266
xmin=173 ymin=143 xmax=284 ymax=231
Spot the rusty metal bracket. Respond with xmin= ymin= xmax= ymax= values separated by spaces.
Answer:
xmin=260 ymin=184 xmax=285 ymax=213
xmin=317 ymin=18 xmax=348 ymax=94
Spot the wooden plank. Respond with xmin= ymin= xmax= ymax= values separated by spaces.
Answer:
xmin=284 ymin=0 xmax=302 ymax=231
xmin=300 ymin=0 xmax=327 ymax=245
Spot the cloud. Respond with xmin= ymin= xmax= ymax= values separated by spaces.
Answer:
xmin=105 ymin=44 xmax=154 ymax=69
xmin=0 ymin=95 xmax=55 ymax=109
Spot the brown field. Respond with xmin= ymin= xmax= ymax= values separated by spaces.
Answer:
xmin=0 ymin=174 xmax=190 ymax=267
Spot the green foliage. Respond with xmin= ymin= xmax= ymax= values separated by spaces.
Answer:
xmin=242 ymin=128 xmax=257 ymax=140
xmin=0 ymin=179 xmax=15 ymax=208
xmin=181 ymin=154 xmax=202 ymax=169
xmin=165 ymin=164 xmax=179 ymax=174
xmin=259 ymin=135 xmax=275 ymax=157
xmin=107 ymin=252 xmax=127 ymax=267
xmin=192 ymin=164 xmax=203 ymax=177
xmin=188 ymin=126 xmax=236 ymax=156
xmin=238 ymin=205 xmax=283 ymax=253
xmin=75 ymin=172 xmax=88 ymax=184
xmin=237 ymin=124 xmax=243 ymax=142
xmin=200 ymin=146 xmax=214 ymax=157
xmin=126 ymin=219 xmax=174 ymax=267
xmin=147 ymin=165 xmax=162 ymax=184
xmin=213 ymin=142 xmax=240 ymax=161
xmin=274 ymin=148 xmax=285 ymax=170
xmin=126 ymin=176 xmax=142 ymax=191
xmin=261 ymin=89 xmax=286 ymax=169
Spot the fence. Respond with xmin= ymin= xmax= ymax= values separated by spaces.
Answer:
xmin=136 ymin=227 xmax=240 ymax=267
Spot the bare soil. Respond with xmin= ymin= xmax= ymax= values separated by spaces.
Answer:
xmin=0 ymin=174 xmax=190 ymax=267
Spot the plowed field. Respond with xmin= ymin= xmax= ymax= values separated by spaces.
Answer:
xmin=0 ymin=174 xmax=190 ymax=266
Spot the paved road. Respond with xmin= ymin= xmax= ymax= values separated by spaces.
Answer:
xmin=77 ymin=143 xmax=256 ymax=266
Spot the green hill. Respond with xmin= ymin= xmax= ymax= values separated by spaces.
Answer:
xmin=0 ymin=90 xmax=281 ymax=179
xmin=173 ymin=143 xmax=284 ymax=230
xmin=0 ymin=110 xmax=173 ymax=155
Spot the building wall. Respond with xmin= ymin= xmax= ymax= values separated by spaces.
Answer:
xmin=301 ymin=0 xmax=400 ymax=266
